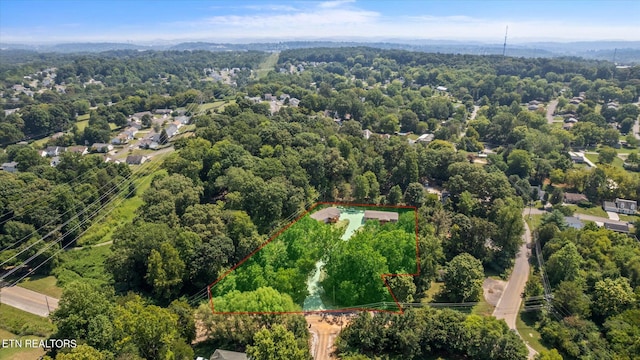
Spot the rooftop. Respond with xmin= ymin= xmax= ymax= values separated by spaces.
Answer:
xmin=364 ymin=210 xmax=399 ymax=222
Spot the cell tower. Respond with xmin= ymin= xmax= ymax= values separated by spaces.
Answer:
xmin=502 ymin=26 xmax=508 ymax=57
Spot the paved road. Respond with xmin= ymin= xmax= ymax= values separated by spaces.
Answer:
xmin=0 ymin=286 xmax=59 ymax=317
xmin=546 ymin=99 xmax=558 ymax=124
xmin=493 ymin=213 xmax=537 ymax=359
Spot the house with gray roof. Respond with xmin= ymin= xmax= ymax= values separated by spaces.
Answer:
xmin=364 ymin=210 xmax=399 ymax=223
xmin=310 ymin=207 xmax=341 ymax=223
xmin=210 ymin=349 xmax=247 ymax=360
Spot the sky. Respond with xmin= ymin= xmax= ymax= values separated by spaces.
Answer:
xmin=1 ymin=0 xmax=639 ymax=44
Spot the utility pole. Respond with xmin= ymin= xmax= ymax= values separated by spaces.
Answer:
xmin=502 ymin=26 xmax=509 ymax=57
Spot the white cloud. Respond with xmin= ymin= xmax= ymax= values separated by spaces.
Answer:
xmin=2 ymin=0 xmax=639 ymax=43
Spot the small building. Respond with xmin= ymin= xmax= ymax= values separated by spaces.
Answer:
xmin=564 ymin=117 xmax=578 ymax=123
xmin=0 ymin=161 xmax=19 ymax=173
xmin=125 ymin=155 xmax=148 ymax=165
xmin=289 ymin=98 xmax=300 ymax=107
xmin=363 ymin=210 xmax=399 ymax=223
xmin=528 ymin=104 xmax=539 ymax=111
xmin=210 ymin=349 xmax=248 ymax=360
xmin=436 ymin=86 xmax=448 ymax=92
xmin=416 ymin=133 xmax=435 ymax=144
xmin=175 ymin=115 xmax=190 ymax=125
xmin=604 ymin=222 xmax=630 ymax=233
xmin=132 ymin=111 xmax=152 ymax=120
xmin=362 ymin=129 xmax=373 ymax=140
xmin=564 ymin=193 xmax=588 ymax=204
xmin=165 ymin=124 xmax=179 ymax=138
xmin=310 ymin=207 xmax=341 ymax=223
xmin=603 ymin=198 xmax=637 ymax=214
xmin=154 ymin=108 xmax=172 ymax=115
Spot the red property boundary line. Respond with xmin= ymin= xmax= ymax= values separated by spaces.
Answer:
xmin=207 ymin=201 xmax=420 ymax=315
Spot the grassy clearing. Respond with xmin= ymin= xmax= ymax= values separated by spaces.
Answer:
xmin=54 ymin=245 xmax=113 ymax=288
xmin=0 ymin=329 xmax=47 ymax=360
xmin=255 ymin=52 xmax=279 ymax=79
xmin=17 ymin=275 xmax=63 ymax=298
xmin=566 ymin=204 xmax=608 ymax=217
xmin=76 ymin=119 xmax=89 ymax=131
xmin=585 ymin=153 xmax=625 ymax=169
xmin=525 ymin=214 xmax=544 ymax=231
xmin=0 ymin=304 xmax=55 ymax=337
xmin=77 ymin=168 xmax=166 ymax=246
xmin=198 ymin=101 xmax=226 ymax=112
xmin=517 ymin=311 xmax=549 ymax=354
xmin=421 ymin=281 xmax=444 ymax=303
xmin=471 ymin=293 xmax=495 ymax=316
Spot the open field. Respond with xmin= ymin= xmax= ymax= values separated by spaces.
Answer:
xmin=255 ymin=52 xmax=279 ymax=79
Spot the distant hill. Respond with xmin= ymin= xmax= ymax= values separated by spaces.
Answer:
xmin=2 ymin=40 xmax=639 ymax=63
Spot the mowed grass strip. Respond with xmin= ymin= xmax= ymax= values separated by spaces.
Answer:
xmin=0 ymin=328 xmax=47 ymax=360
xmin=17 ymin=275 xmax=63 ymax=298
xmin=0 ymin=304 xmax=55 ymax=337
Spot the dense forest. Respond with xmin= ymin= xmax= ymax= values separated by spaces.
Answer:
xmin=1 ymin=46 xmax=639 ymax=359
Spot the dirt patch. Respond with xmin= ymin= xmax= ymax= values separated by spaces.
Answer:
xmin=483 ymin=278 xmax=507 ymax=306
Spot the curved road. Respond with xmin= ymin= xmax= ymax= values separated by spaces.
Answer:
xmin=492 ymin=212 xmax=538 ymax=359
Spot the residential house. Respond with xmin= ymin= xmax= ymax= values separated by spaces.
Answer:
xmin=91 ymin=143 xmax=113 ymax=153
xmin=210 ymin=349 xmax=247 ymax=360
xmin=67 ymin=146 xmax=88 ymax=155
xmin=125 ymin=155 xmax=148 ymax=165
xmin=132 ymin=111 xmax=152 ymax=120
xmin=604 ymin=222 xmax=630 ymax=233
xmin=175 ymin=115 xmax=190 ymax=125
xmin=264 ymin=93 xmax=275 ymax=101
xmin=564 ymin=117 xmax=578 ymax=123
xmin=603 ymin=198 xmax=637 ymax=214
xmin=154 ymin=109 xmax=173 ymax=115
xmin=279 ymin=93 xmax=290 ymax=101
xmin=111 ymin=133 xmax=130 ymax=145
xmin=289 ymin=98 xmax=300 ymax=107
xmin=0 ymin=162 xmax=19 ymax=173
xmin=310 ymin=207 xmax=341 ymax=223
xmin=436 ymin=86 xmax=448 ymax=92
xmin=364 ymin=210 xmax=399 ymax=223
xmin=363 ymin=129 xmax=373 ymax=140
xmin=165 ymin=124 xmax=179 ymax=138
xmin=564 ymin=193 xmax=588 ymax=204
xmin=528 ymin=104 xmax=539 ymax=111
xmin=41 ymin=146 xmax=65 ymax=157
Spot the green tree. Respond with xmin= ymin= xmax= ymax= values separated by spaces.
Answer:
xmin=546 ymin=242 xmax=583 ymax=286
xmin=246 ymin=324 xmax=309 ymax=360
xmin=535 ymin=349 xmax=564 ymax=360
xmin=51 ymin=282 xmax=115 ymax=350
xmin=51 ymin=344 xmax=111 ymax=360
xmin=598 ymin=146 xmax=617 ymax=164
xmin=507 ymin=149 xmax=533 ymax=178
xmin=146 ymin=242 xmax=186 ymax=301
xmin=387 ymin=185 xmax=403 ymax=205
xmin=592 ymin=277 xmax=635 ymax=319
xmin=404 ymin=182 xmax=426 ymax=207
xmin=443 ymin=253 xmax=484 ymax=302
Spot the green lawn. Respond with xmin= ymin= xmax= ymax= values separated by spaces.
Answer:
xmin=17 ymin=275 xmax=63 ymax=298
xmin=422 ymin=281 xmax=444 ymax=303
xmin=618 ymin=213 xmax=639 ymax=222
xmin=198 ymin=101 xmax=226 ymax=112
xmin=76 ymin=119 xmax=89 ymax=131
xmin=471 ymin=295 xmax=495 ymax=317
xmin=566 ymin=204 xmax=608 ymax=217
xmin=585 ymin=153 xmax=625 ymax=169
xmin=0 ymin=304 xmax=55 ymax=337
xmin=0 ymin=329 xmax=47 ymax=360
xmin=255 ymin=52 xmax=279 ymax=79
xmin=517 ymin=311 xmax=549 ymax=354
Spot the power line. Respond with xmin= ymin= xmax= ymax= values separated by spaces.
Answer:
xmin=0 ymin=155 xmax=164 ymax=274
